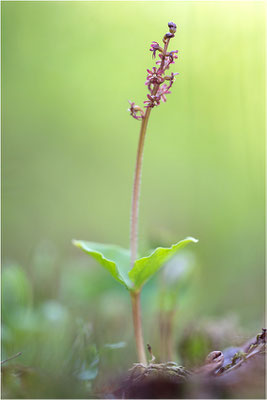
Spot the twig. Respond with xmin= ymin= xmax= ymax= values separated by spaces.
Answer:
xmin=1 ymin=352 xmax=22 ymax=365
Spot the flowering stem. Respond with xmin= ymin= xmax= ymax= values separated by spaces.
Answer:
xmin=130 ymin=107 xmax=151 ymax=267
xmin=129 ymin=36 xmax=172 ymax=365
xmin=131 ymin=291 xmax=147 ymax=365
xmin=130 ymin=38 xmax=170 ymax=268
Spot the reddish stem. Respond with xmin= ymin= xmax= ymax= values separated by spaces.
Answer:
xmin=129 ymin=39 xmax=171 ymax=365
xmin=130 ymin=39 xmax=170 ymax=267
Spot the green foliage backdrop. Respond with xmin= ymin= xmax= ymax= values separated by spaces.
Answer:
xmin=2 ymin=2 xmax=265 ymax=391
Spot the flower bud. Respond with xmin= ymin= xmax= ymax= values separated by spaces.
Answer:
xmin=168 ymin=22 xmax=177 ymax=34
xmin=163 ymin=32 xmax=174 ymax=43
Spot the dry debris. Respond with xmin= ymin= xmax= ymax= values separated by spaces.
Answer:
xmin=111 ymin=329 xmax=266 ymax=399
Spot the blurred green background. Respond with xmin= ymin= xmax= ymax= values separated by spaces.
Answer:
xmin=2 ymin=1 xmax=265 ymax=398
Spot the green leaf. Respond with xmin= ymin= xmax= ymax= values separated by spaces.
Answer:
xmin=72 ymin=240 xmax=132 ymax=289
xmin=129 ymin=237 xmax=198 ymax=290
xmin=73 ymin=237 xmax=198 ymax=292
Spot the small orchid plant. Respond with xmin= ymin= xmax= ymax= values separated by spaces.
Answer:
xmin=73 ymin=22 xmax=198 ymax=366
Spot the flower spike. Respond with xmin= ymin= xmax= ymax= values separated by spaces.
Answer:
xmin=128 ymin=21 xmax=179 ymax=119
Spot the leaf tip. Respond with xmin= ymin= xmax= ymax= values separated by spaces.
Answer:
xmin=186 ymin=236 xmax=199 ymax=243
xmin=72 ymin=239 xmax=81 ymax=248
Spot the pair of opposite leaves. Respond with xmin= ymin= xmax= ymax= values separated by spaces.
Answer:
xmin=73 ymin=237 xmax=198 ymax=292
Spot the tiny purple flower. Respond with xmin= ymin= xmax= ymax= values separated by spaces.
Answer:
xmin=145 ymin=67 xmax=165 ymax=91
xmin=144 ymin=94 xmax=161 ymax=108
xmin=156 ymin=50 xmax=178 ymax=71
xmin=157 ymin=84 xmax=171 ymax=103
xmin=128 ymin=101 xmax=145 ymax=120
xmin=164 ymin=72 xmax=179 ymax=89
xmin=168 ymin=50 xmax=178 ymax=64
xmin=149 ymin=41 xmax=163 ymax=59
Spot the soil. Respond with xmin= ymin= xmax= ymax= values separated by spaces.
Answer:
xmin=107 ymin=329 xmax=266 ymax=399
